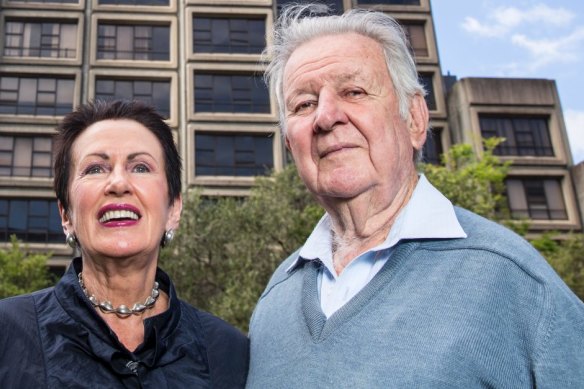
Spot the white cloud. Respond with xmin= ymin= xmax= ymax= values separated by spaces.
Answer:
xmin=462 ymin=17 xmax=507 ymax=37
xmin=461 ymin=4 xmax=576 ymax=38
xmin=564 ymin=109 xmax=584 ymax=164
xmin=510 ymin=27 xmax=584 ymax=72
xmin=460 ymin=3 xmax=584 ymax=74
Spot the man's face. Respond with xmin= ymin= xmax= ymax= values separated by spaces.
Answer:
xmin=283 ymin=32 xmax=427 ymax=204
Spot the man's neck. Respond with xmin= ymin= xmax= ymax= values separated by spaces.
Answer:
xmin=321 ymin=174 xmax=419 ymax=275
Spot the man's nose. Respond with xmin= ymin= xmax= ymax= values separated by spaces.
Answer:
xmin=312 ymin=91 xmax=348 ymax=133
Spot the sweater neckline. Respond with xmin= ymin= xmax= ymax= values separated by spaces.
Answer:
xmin=301 ymin=241 xmax=420 ymax=342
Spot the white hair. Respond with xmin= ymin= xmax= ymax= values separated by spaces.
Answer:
xmin=264 ymin=4 xmax=427 ymax=145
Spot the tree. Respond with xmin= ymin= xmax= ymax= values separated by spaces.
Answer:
xmin=531 ymin=233 xmax=584 ymax=301
xmin=0 ymin=236 xmax=55 ymax=299
xmin=421 ymin=138 xmax=582 ymax=301
xmin=163 ymin=137 xmax=583 ymax=331
xmin=160 ymin=165 xmax=322 ymax=331
xmin=419 ymin=137 xmax=511 ymax=221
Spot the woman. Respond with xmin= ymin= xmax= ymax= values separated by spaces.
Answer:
xmin=0 ymin=100 xmax=249 ymax=387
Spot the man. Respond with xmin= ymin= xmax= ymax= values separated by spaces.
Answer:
xmin=247 ymin=5 xmax=584 ymax=388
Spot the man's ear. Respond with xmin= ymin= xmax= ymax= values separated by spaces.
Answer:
xmin=58 ymin=200 xmax=73 ymax=235
xmin=408 ymin=93 xmax=429 ymax=150
xmin=284 ymin=133 xmax=291 ymax=151
xmin=166 ymin=194 xmax=183 ymax=231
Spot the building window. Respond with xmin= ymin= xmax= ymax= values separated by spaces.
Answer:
xmin=506 ymin=177 xmax=567 ymax=220
xmin=3 ymin=19 xmax=77 ymax=59
xmin=194 ymin=73 xmax=270 ymax=114
xmin=195 ymin=132 xmax=273 ymax=176
xmin=0 ymin=75 xmax=74 ymax=116
xmin=0 ymin=198 xmax=62 ymax=243
xmin=98 ymin=23 xmax=170 ymax=61
xmin=401 ymin=21 xmax=428 ymax=58
xmin=276 ymin=0 xmax=344 ymax=15
xmin=98 ymin=0 xmax=169 ymax=5
xmin=419 ymin=73 xmax=436 ymax=111
xmin=0 ymin=135 xmax=53 ymax=177
xmin=193 ymin=16 xmax=265 ymax=55
xmin=479 ymin=115 xmax=554 ymax=157
xmin=357 ymin=0 xmax=420 ymax=5
xmin=422 ymin=128 xmax=442 ymax=165
xmin=8 ymin=0 xmax=78 ymax=4
xmin=95 ymin=78 xmax=170 ymax=118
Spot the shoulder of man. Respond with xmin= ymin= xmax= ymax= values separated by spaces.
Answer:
xmin=442 ymin=207 xmax=584 ymax=383
xmin=257 ymin=248 xmax=301 ymax=299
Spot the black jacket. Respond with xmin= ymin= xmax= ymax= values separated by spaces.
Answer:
xmin=0 ymin=258 xmax=249 ymax=388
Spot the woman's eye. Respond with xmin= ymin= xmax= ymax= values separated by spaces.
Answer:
xmin=84 ymin=165 xmax=104 ymax=175
xmin=133 ymin=164 xmax=150 ymax=173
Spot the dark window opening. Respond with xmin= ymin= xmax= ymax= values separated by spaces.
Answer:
xmin=195 ymin=132 xmax=274 ymax=176
xmin=479 ymin=115 xmax=554 ymax=157
xmin=194 ymin=73 xmax=270 ymax=114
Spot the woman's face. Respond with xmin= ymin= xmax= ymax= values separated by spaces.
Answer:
xmin=59 ymin=119 xmax=181 ymax=262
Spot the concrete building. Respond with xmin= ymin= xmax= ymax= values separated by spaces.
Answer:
xmin=448 ymin=78 xmax=581 ymax=235
xmin=0 ymin=0 xmax=580 ymax=271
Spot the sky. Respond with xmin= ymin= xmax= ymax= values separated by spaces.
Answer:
xmin=431 ymin=0 xmax=584 ymax=164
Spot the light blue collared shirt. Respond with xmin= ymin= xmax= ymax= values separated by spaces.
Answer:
xmin=287 ymin=175 xmax=467 ymax=318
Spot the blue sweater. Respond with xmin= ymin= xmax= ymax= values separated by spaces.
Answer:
xmin=247 ymin=208 xmax=584 ymax=388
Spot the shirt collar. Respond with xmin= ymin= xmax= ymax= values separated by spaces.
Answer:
xmin=287 ymin=175 xmax=467 ymax=272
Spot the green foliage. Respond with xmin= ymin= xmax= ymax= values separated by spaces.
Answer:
xmin=420 ymin=137 xmax=511 ymax=221
xmin=531 ymin=233 xmax=584 ymax=301
xmin=0 ymin=236 xmax=55 ymax=299
xmin=160 ymin=164 xmax=322 ymax=331
xmin=162 ymin=137 xmax=583 ymax=331
xmin=421 ymin=138 xmax=583 ymax=301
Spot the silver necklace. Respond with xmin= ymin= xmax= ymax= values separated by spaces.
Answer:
xmin=78 ymin=272 xmax=160 ymax=318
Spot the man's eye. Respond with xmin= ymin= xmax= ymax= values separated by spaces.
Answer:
xmin=295 ymin=101 xmax=316 ymax=113
xmin=346 ymin=89 xmax=364 ymax=98
xmin=133 ymin=164 xmax=150 ymax=173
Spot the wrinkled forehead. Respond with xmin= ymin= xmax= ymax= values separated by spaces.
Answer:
xmin=282 ymin=33 xmax=388 ymax=94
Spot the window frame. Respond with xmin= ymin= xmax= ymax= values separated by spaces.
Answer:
xmin=0 ymin=66 xmax=80 ymax=122
xmin=0 ymin=133 xmax=54 ymax=178
xmin=2 ymin=0 xmax=84 ymax=11
xmin=469 ymin=106 xmax=566 ymax=164
xmin=396 ymin=14 xmax=437 ymax=63
xmin=92 ymin=0 xmax=177 ymax=14
xmin=0 ymin=197 xmax=63 ymax=244
xmin=187 ymin=63 xmax=275 ymax=123
xmin=194 ymin=131 xmax=275 ymax=177
xmin=90 ymin=13 xmax=177 ymax=68
xmin=88 ymin=69 xmax=178 ymax=127
xmin=187 ymin=123 xmax=283 ymax=188
xmin=479 ymin=114 xmax=555 ymax=157
xmin=502 ymin=169 xmax=581 ymax=230
xmin=0 ymin=10 xmax=84 ymax=65
xmin=506 ymin=176 xmax=568 ymax=221
xmin=187 ymin=7 xmax=272 ymax=63
xmin=353 ymin=0 xmax=430 ymax=12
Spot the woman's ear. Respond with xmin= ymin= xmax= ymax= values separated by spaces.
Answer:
xmin=408 ymin=93 xmax=429 ymax=150
xmin=58 ymin=200 xmax=73 ymax=235
xmin=166 ymin=195 xmax=183 ymax=231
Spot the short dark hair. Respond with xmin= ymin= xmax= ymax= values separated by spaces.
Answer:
xmin=53 ymin=99 xmax=182 ymax=212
